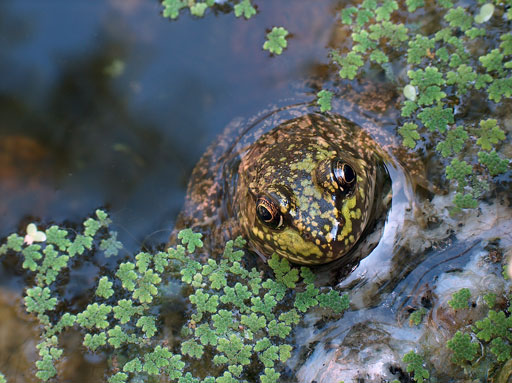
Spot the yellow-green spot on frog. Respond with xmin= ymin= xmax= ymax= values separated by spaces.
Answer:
xmin=173 ymin=108 xmax=391 ymax=266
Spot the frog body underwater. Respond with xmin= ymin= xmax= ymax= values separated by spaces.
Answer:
xmin=173 ymin=104 xmax=392 ymax=266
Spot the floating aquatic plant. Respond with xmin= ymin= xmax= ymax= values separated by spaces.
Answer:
xmin=0 ymin=210 xmax=349 ymax=382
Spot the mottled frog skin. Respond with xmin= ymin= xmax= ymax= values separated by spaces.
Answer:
xmin=173 ymin=103 xmax=391 ymax=265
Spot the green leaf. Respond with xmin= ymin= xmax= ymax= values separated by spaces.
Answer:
xmin=401 ymin=100 xmax=418 ymax=117
xmin=37 ymin=245 xmax=69 ymax=285
xmin=375 ymin=0 xmax=398 ymax=21
xmin=178 ymin=229 xmax=203 ymax=253
xmin=260 ymin=368 xmax=280 ymax=383
xmin=337 ymin=52 xmax=364 ymax=80
xmin=260 ymin=345 xmax=279 ymax=367
xmin=45 ymin=226 xmax=71 ymax=251
xmin=241 ymin=313 xmax=266 ymax=332
xmin=475 ymin=73 xmax=493 ymax=89
xmin=133 ymin=269 xmax=161 ymax=303
xmin=368 ymin=21 xmax=408 ymax=46
xmin=356 ymin=9 xmax=374 ymax=26
xmin=445 ymin=7 xmax=473 ymax=31
xmin=181 ymin=339 xmax=204 ymax=358
xmin=143 ymin=345 xmax=174 ymax=375
xmin=408 ymin=66 xmax=445 ymax=88
xmin=95 ymin=209 xmax=111 ymax=226
xmin=279 ymin=309 xmax=300 ymax=325
xmin=448 ymin=288 xmax=471 ymax=309
xmin=109 ymin=372 xmax=128 ymax=383
xmin=446 ymin=159 xmax=472 ymax=187
xmin=446 ymin=64 xmax=476 ymax=93
xmin=294 ymin=284 xmax=319 ymax=312
xmin=436 ymin=126 xmax=468 ymax=157
xmin=216 ymin=372 xmax=238 ymax=383
xmin=68 ymin=234 xmax=93 ymax=257
xmin=437 ymin=0 xmax=453 ymax=7
xmin=76 ymin=303 xmax=112 ymax=330
xmin=398 ymin=123 xmax=420 ymax=149
xmin=263 ymin=27 xmax=289 ymax=55
xmin=220 ymin=283 xmax=250 ymax=311
xmin=318 ymin=290 xmax=350 ymax=313
xmin=166 ymin=354 xmax=185 ymax=379
xmin=195 ymin=323 xmax=218 ymax=346
xmin=447 ymin=331 xmax=479 ymax=364
xmin=123 ymin=357 xmax=143 ymax=373
xmin=268 ymin=254 xmax=299 ymax=288
xmin=491 ymin=337 xmax=512 ymax=362
xmin=417 ymin=105 xmax=454 ymax=133
xmin=113 ymin=299 xmax=143 ymax=324
xmin=483 ymin=293 xmax=496 ymax=308
xmin=251 ymin=293 xmax=277 ymax=320
xmin=84 ymin=218 xmax=101 ymax=237
xmin=403 ymin=351 xmax=430 ymax=383
xmin=22 ymin=244 xmax=42 ymax=271
xmin=407 ymin=35 xmax=434 ymax=64
xmin=476 ymin=119 xmax=506 ymax=151
xmin=83 ymin=332 xmax=107 ymax=351
xmin=162 ymin=0 xmax=186 ymax=19
xmin=453 ymin=192 xmax=478 ymax=210
xmin=107 ymin=326 xmax=133 ymax=348
xmin=267 ymin=319 xmax=291 ymax=339
xmin=6 ymin=233 xmax=24 ymax=251
xmin=487 ymin=77 xmax=512 ymax=102
xmin=100 ymin=231 xmax=122 ymax=257
xmin=500 ymin=34 xmax=512 ymax=55
xmin=409 ymin=308 xmax=427 ymax=326
xmin=216 ymin=334 xmax=252 ymax=365
xmin=96 ymin=276 xmax=114 ymax=299
xmin=190 ymin=2 xmax=208 ymax=17
xmin=406 ymin=0 xmax=424 ymax=12
xmin=362 ymin=0 xmax=378 ymax=10
xmin=369 ymin=49 xmax=388 ymax=63
xmin=317 ymin=90 xmax=333 ymax=113
xmin=478 ymin=150 xmax=509 ymax=176
xmin=116 ymin=262 xmax=138 ymax=291
xmin=465 ymin=27 xmax=486 ymax=39
xmin=212 ymin=309 xmax=234 ymax=335
xmin=340 ymin=7 xmax=357 ymax=24
xmin=25 ymin=287 xmax=58 ymax=316
xmin=234 ymin=0 xmax=256 ymax=19
xmin=137 ymin=315 xmax=157 ymax=338
xmin=479 ymin=49 xmax=504 ymax=73
xmin=35 ymin=354 xmax=58 ymax=381
xmin=191 ymin=289 xmax=220 ymax=315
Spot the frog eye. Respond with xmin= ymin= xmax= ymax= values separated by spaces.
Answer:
xmin=332 ymin=160 xmax=356 ymax=193
xmin=256 ymin=197 xmax=284 ymax=229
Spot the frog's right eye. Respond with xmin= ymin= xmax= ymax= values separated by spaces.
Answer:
xmin=256 ymin=196 xmax=284 ymax=230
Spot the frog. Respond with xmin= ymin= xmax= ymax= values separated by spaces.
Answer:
xmin=172 ymin=97 xmax=399 ymax=266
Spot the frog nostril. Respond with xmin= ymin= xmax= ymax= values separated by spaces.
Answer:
xmin=303 ymin=231 xmax=313 ymax=241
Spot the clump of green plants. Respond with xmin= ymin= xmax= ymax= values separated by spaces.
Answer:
xmin=443 ymin=287 xmax=512 ymax=373
xmin=403 ymin=351 xmax=430 ymax=383
xmin=324 ymin=0 xmax=511 ymax=211
xmin=409 ymin=307 xmax=427 ymax=326
xmin=161 ymin=0 xmax=290 ymax=55
xmin=0 ymin=211 xmax=349 ymax=383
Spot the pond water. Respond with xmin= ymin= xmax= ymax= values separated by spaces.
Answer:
xmin=0 ymin=0 xmax=511 ymax=382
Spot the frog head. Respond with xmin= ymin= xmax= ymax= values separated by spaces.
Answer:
xmin=235 ymin=114 xmax=381 ymax=265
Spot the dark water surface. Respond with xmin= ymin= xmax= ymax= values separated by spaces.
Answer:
xmin=0 ymin=0 xmax=335 ymax=249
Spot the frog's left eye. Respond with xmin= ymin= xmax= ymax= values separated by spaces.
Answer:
xmin=256 ymin=196 xmax=284 ymax=230
xmin=332 ymin=160 xmax=356 ymax=193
